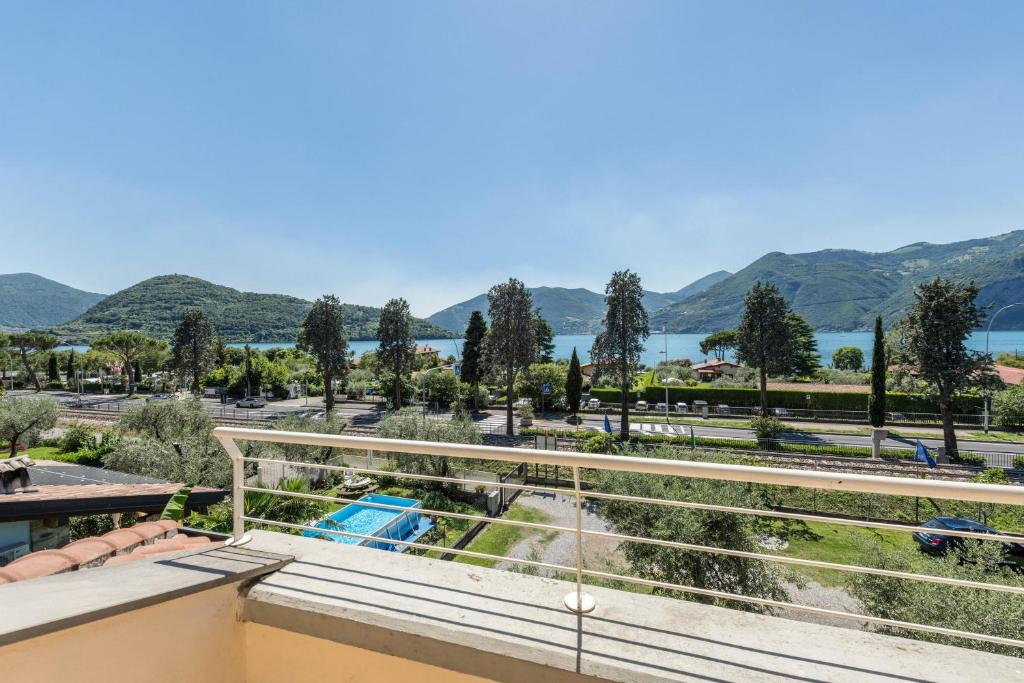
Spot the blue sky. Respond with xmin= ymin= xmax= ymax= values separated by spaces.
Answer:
xmin=2 ymin=2 xmax=1023 ymax=315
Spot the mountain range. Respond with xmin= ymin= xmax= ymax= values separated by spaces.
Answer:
xmin=0 ymin=273 xmax=105 ymax=330
xmin=425 ymin=271 xmax=732 ymax=335
xmin=45 ymin=275 xmax=454 ymax=342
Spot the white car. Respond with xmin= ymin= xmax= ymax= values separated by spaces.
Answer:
xmin=635 ymin=400 xmax=649 ymax=411
xmin=675 ymin=402 xmax=689 ymax=413
xmin=236 ymin=396 xmax=267 ymax=408
xmin=587 ymin=398 xmax=601 ymax=410
xmin=656 ymin=402 xmax=669 ymax=412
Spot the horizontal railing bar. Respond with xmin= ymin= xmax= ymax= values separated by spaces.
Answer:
xmin=579 ymin=568 xmax=1024 ymax=649
xmin=241 ymin=457 xmax=1024 ymax=544
xmin=580 ymin=490 xmax=1024 ymax=544
xmin=241 ymin=485 xmax=576 ymax=535
xmin=214 ymin=428 xmax=1024 ymax=504
xmin=246 ymin=485 xmax=1024 ymax=594
xmin=239 ymin=515 xmax=575 ymax=573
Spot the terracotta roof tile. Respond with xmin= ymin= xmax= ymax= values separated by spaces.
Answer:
xmin=101 ymin=528 xmax=148 ymax=552
xmin=0 ymin=483 xmax=221 ymax=505
xmin=61 ymin=538 xmax=117 ymax=566
xmin=4 ymin=550 xmax=78 ymax=581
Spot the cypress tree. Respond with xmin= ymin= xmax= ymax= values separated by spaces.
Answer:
xmin=133 ymin=359 xmax=143 ymax=386
xmin=461 ymin=310 xmax=488 ymax=410
xmin=566 ymin=347 xmax=583 ymax=418
xmin=65 ymin=349 xmax=76 ymax=384
xmin=869 ymin=315 xmax=886 ymax=427
xmin=47 ymin=354 xmax=60 ymax=382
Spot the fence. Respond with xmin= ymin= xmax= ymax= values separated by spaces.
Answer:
xmin=213 ymin=427 xmax=1024 ymax=650
xmin=580 ymin=404 xmax=990 ymax=427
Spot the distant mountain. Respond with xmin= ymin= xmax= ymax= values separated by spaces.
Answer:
xmin=52 ymin=275 xmax=455 ymax=342
xmin=650 ymin=230 xmax=1024 ymax=332
xmin=426 ymin=273 xmax=731 ymax=335
xmin=0 ymin=273 xmax=105 ymax=330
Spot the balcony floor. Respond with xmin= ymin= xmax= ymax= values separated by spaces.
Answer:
xmin=241 ymin=531 xmax=1024 ymax=683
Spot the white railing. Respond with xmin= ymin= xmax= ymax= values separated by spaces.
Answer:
xmin=213 ymin=427 xmax=1024 ymax=649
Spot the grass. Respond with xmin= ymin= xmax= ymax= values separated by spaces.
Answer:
xmin=774 ymin=520 xmax=918 ymax=586
xmin=455 ymin=503 xmax=553 ymax=568
xmin=17 ymin=446 xmax=61 ymax=459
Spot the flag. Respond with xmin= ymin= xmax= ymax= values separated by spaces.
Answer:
xmin=604 ymin=414 xmax=612 ymax=434
xmin=690 ymin=426 xmax=697 ymax=450
xmin=915 ymin=441 xmax=936 ymax=468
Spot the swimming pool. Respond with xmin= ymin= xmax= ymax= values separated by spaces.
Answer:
xmin=304 ymin=493 xmax=434 ymax=551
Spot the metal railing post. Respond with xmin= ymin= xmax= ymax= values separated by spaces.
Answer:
xmin=215 ymin=434 xmax=252 ymax=546
xmin=564 ymin=465 xmax=596 ymax=614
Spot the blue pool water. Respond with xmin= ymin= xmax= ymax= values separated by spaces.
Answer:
xmin=304 ymin=493 xmax=434 ymax=551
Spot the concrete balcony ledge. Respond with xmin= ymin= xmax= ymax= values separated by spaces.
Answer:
xmin=0 ymin=543 xmax=292 ymax=647
xmin=240 ymin=531 xmax=1024 ymax=683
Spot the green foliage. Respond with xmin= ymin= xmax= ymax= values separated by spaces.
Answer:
xmin=0 ymin=273 xmax=104 ymax=329
xmin=460 ymin=310 xmax=487 ymax=408
xmin=65 ymin=348 xmax=76 ymax=383
xmin=869 ymin=316 xmax=887 ymax=427
xmin=786 ymin=312 xmax=820 ymax=376
xmin=377 ymin=298 xmax=416 ymax=408
xmin=514 ymin=362 xmax=568 ymax=409
xmin=188 ymin=478 xmax=327 ymax=534
xmin=53 ymin=274 xmax=454 ymax=342
xmin=566 ymin=348 xmax=583 ymax=416
xmin=831 ymin=346 xmax=864 ymax=371
xmin=995 ymin=352 xmax=1024 ymax=370
xmin=849 ymin=542 xmax=1024 ymax=657
xmin=47 ymin=353 xmax=60 ymax=382
xmin=377 ymin=410 xmax=482 ymax=486
xmin=418 ymin=369 xmax=463 ymax=407
xmin=699 ymin=329 xmax=737 ymax=361
xmin=486 ymin=278 xmax=538 ymax=435
xmin=748 ymin=416 xmax=786 ymax=442
xmin=591 ymin=270 xmax=650 ymax=439
xmin=594 ymin=448 xmax=788 ymax=612
xmin=92 ymin=331 xmax=163 ymax=394
xmin=992 ymin=383 xmax=1024 ymax=430
xmin=59 ymin=422 xmax=96 ymax=453
xmin=172 ymin=308 xmax=216 ymax=393
xmin=580 ymin=432 xmax=614 ymax=454
xmin=534 ymin=310 xmax=555 ymax=363
xmin=0 ymin=397 xmax=60 ymax=456
xmin=735 ymin=282 xmax=793 ymax=413
xmin=160 ymin=485 xmax=193 ymax=521
xmin=298 ymin=294 xmax=349 ymax=413
xmin=7 ymin=331 xmax=58 ymax=391
xmin=1012 ymin=455 xmax=1024 ymax=470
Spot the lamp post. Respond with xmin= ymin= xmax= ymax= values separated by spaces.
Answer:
xmin=984 ymin=303 xmax=1023 ymax=433
xmin=660 ymin=326 xmax=669 ymax=425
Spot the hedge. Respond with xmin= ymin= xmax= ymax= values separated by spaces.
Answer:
xmin=589 ymin=385 xmax=981 ymax=414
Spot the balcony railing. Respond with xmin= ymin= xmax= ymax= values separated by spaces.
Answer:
xmin=212 ymin=426 xmax=1024 ymax=650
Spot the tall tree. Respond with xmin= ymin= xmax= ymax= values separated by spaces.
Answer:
xmin=903 ymin=278 xmax=989 ymax=455
xmin=460 ymin=310 xmax=488 ymax=411
xmin=0 ymin=332 xmax=9 ymax=391
xmin=92 ymin=332 xmax=160 ymax=396
xmin=566 ymin=347 xmax=583 ymax=418
xmin=831 ymin=346 xmax=865 ymax=371
xmin=377 ymin=298 xmax=416 ymax=410
xmin=534 ymin=310 xmax=556 ymax=363
xmin=486 ymin=278 xmax=537 ymax=435
xmin=65 ymin=348 xmax=76 ymax=385
xmin=47 ymin=353 xmax=60 ymax=382
xmin=243 ymin=344 xmax=254 ymax=396
xmin=172 ymin=308 xmax=216 ymax=394
xmin=869 ymin=315 xmax=886 ymax=427
xmin=298 ymin=294 xmax=349 ymax=414
xmin=591 ymin=270 xmax=649 ymax=440
xmin=8 ymin=332 xmax=58 ymax=392
xmin=735 ymin=282 xmax=793 ymax=415
xmin=786 ymin=312 xmax=820 ymax=376
xmin=699 ymin=329 xmax=737 ymax=361
xmin=212 ymin=336 xmax=229 ymax=367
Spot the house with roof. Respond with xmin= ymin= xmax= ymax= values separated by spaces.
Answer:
xmin=0 ymin=456 xmax=225 ymax=564
xmin=692 ymin=359 xmax=743 ymax=382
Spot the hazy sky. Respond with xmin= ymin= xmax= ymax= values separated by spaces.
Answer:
xmin=2 ymin=2 xmax=1023 ymax=316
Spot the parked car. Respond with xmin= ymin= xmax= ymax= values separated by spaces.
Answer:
xmin=587 ymin=398 xmax=601 ymax=410
xmin=146 ymin=393 xmax=175 ymax=402
xmin=656 ymin=402 xmax=669 ymax=413
xmin=772 ymin=407 xmax=789 ymax=417
xmin=675 ymin=402 xmax=689 ymax=413
xmin=913 ymin=516 xmax=1024 ymax=565
xmin=635 ymin=400 xmax=649 ymax=411
xmin=236 ymin=396 xmax=267 ymax=408
xmin=888 ymin=412 xmax=907 ymax=422
xmin=716 ymin=404 xmax=731 ymax=415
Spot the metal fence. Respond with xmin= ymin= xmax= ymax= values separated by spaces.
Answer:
xmin=580 ymin=404 xmax=989 ymax=427
xmin=213 ymin=427 xmax=1024 ymax=650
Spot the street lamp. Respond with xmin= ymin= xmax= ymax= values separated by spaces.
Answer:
xmin=984 ymin=302 xmax=1024 ymax=433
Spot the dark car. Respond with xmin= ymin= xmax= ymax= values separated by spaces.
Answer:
xmin=913 ymin=516 xmax=1024 ymax=565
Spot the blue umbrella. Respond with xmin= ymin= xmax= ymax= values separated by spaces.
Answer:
xmin=915 ymin=441 xmax=937 ymax=468
xmin=604 ymin=414 xmax=612 ymax=434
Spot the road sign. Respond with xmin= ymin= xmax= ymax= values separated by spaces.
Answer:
xmin=453 ymin=363 xmax=462 ymax=377
xmin=543 ymin=383 xmax=552 ymax=395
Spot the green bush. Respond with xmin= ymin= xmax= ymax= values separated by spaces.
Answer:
xmin=59 ymin=422 xmax=96 ymax=453
xmin=1013 ymin=455 xmax=1024 ymax=470
xmin=580 ymin=433 xmax=614 ymax=454
xmin=949 ymin=452 xmax=986 ymax=466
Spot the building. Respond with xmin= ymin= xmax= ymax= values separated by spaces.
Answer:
xmin=0 ymin=457 xmax=225 ymax=562
xmin=692 ymin=359 xmax=742 ymax=381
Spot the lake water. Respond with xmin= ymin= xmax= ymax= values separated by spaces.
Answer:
xmin=59 ymin=331 xmax=1024 ymax=367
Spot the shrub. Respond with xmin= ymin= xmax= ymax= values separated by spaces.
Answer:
xmin=949 ymin=452 xmax=986 ymax=466
xmin=1013 ymin=455 xmax=1024 ymax=470
xmin=580 ymin=433 xmax=614 ymax=454
xmin=831 ymin=346 xmax=865 ymax=371
xmin=59 ymin=422 xmax=96 ymax=454
xmin=749 ymin=416 xmax=786 ymax=449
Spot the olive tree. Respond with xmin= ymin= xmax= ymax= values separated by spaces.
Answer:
xmin=591 ymin=270 xmax=649 ymax=440
xmin=485 ymin=279 xmax=537 ymax=435
xmin=298 ymin=294 xmax=349 ymax=413
xmin=0 ymin=396 xmax=60 ymax=457
xmin=7 ymin=332 xmax=57 ymax=392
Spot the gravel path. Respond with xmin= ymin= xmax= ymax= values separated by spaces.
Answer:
xmin=496 ymin=491 xmax=624 ymax=575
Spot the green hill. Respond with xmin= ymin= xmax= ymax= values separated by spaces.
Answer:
xmin=52 ymin=275 xmax=455 ymax=342
xmin=427 ymin=273 xmax=731 ymax=335
xmin=651 ymin=231 xmax=1024 ymax=332
xmin=0 ymin=273 xmax=105 ymax=330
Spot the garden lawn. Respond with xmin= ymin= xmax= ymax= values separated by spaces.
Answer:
xmin=455 ymin=503 xmax=552 ymax=568
xmin=775 ymin=520 xmax=917 ymax=586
